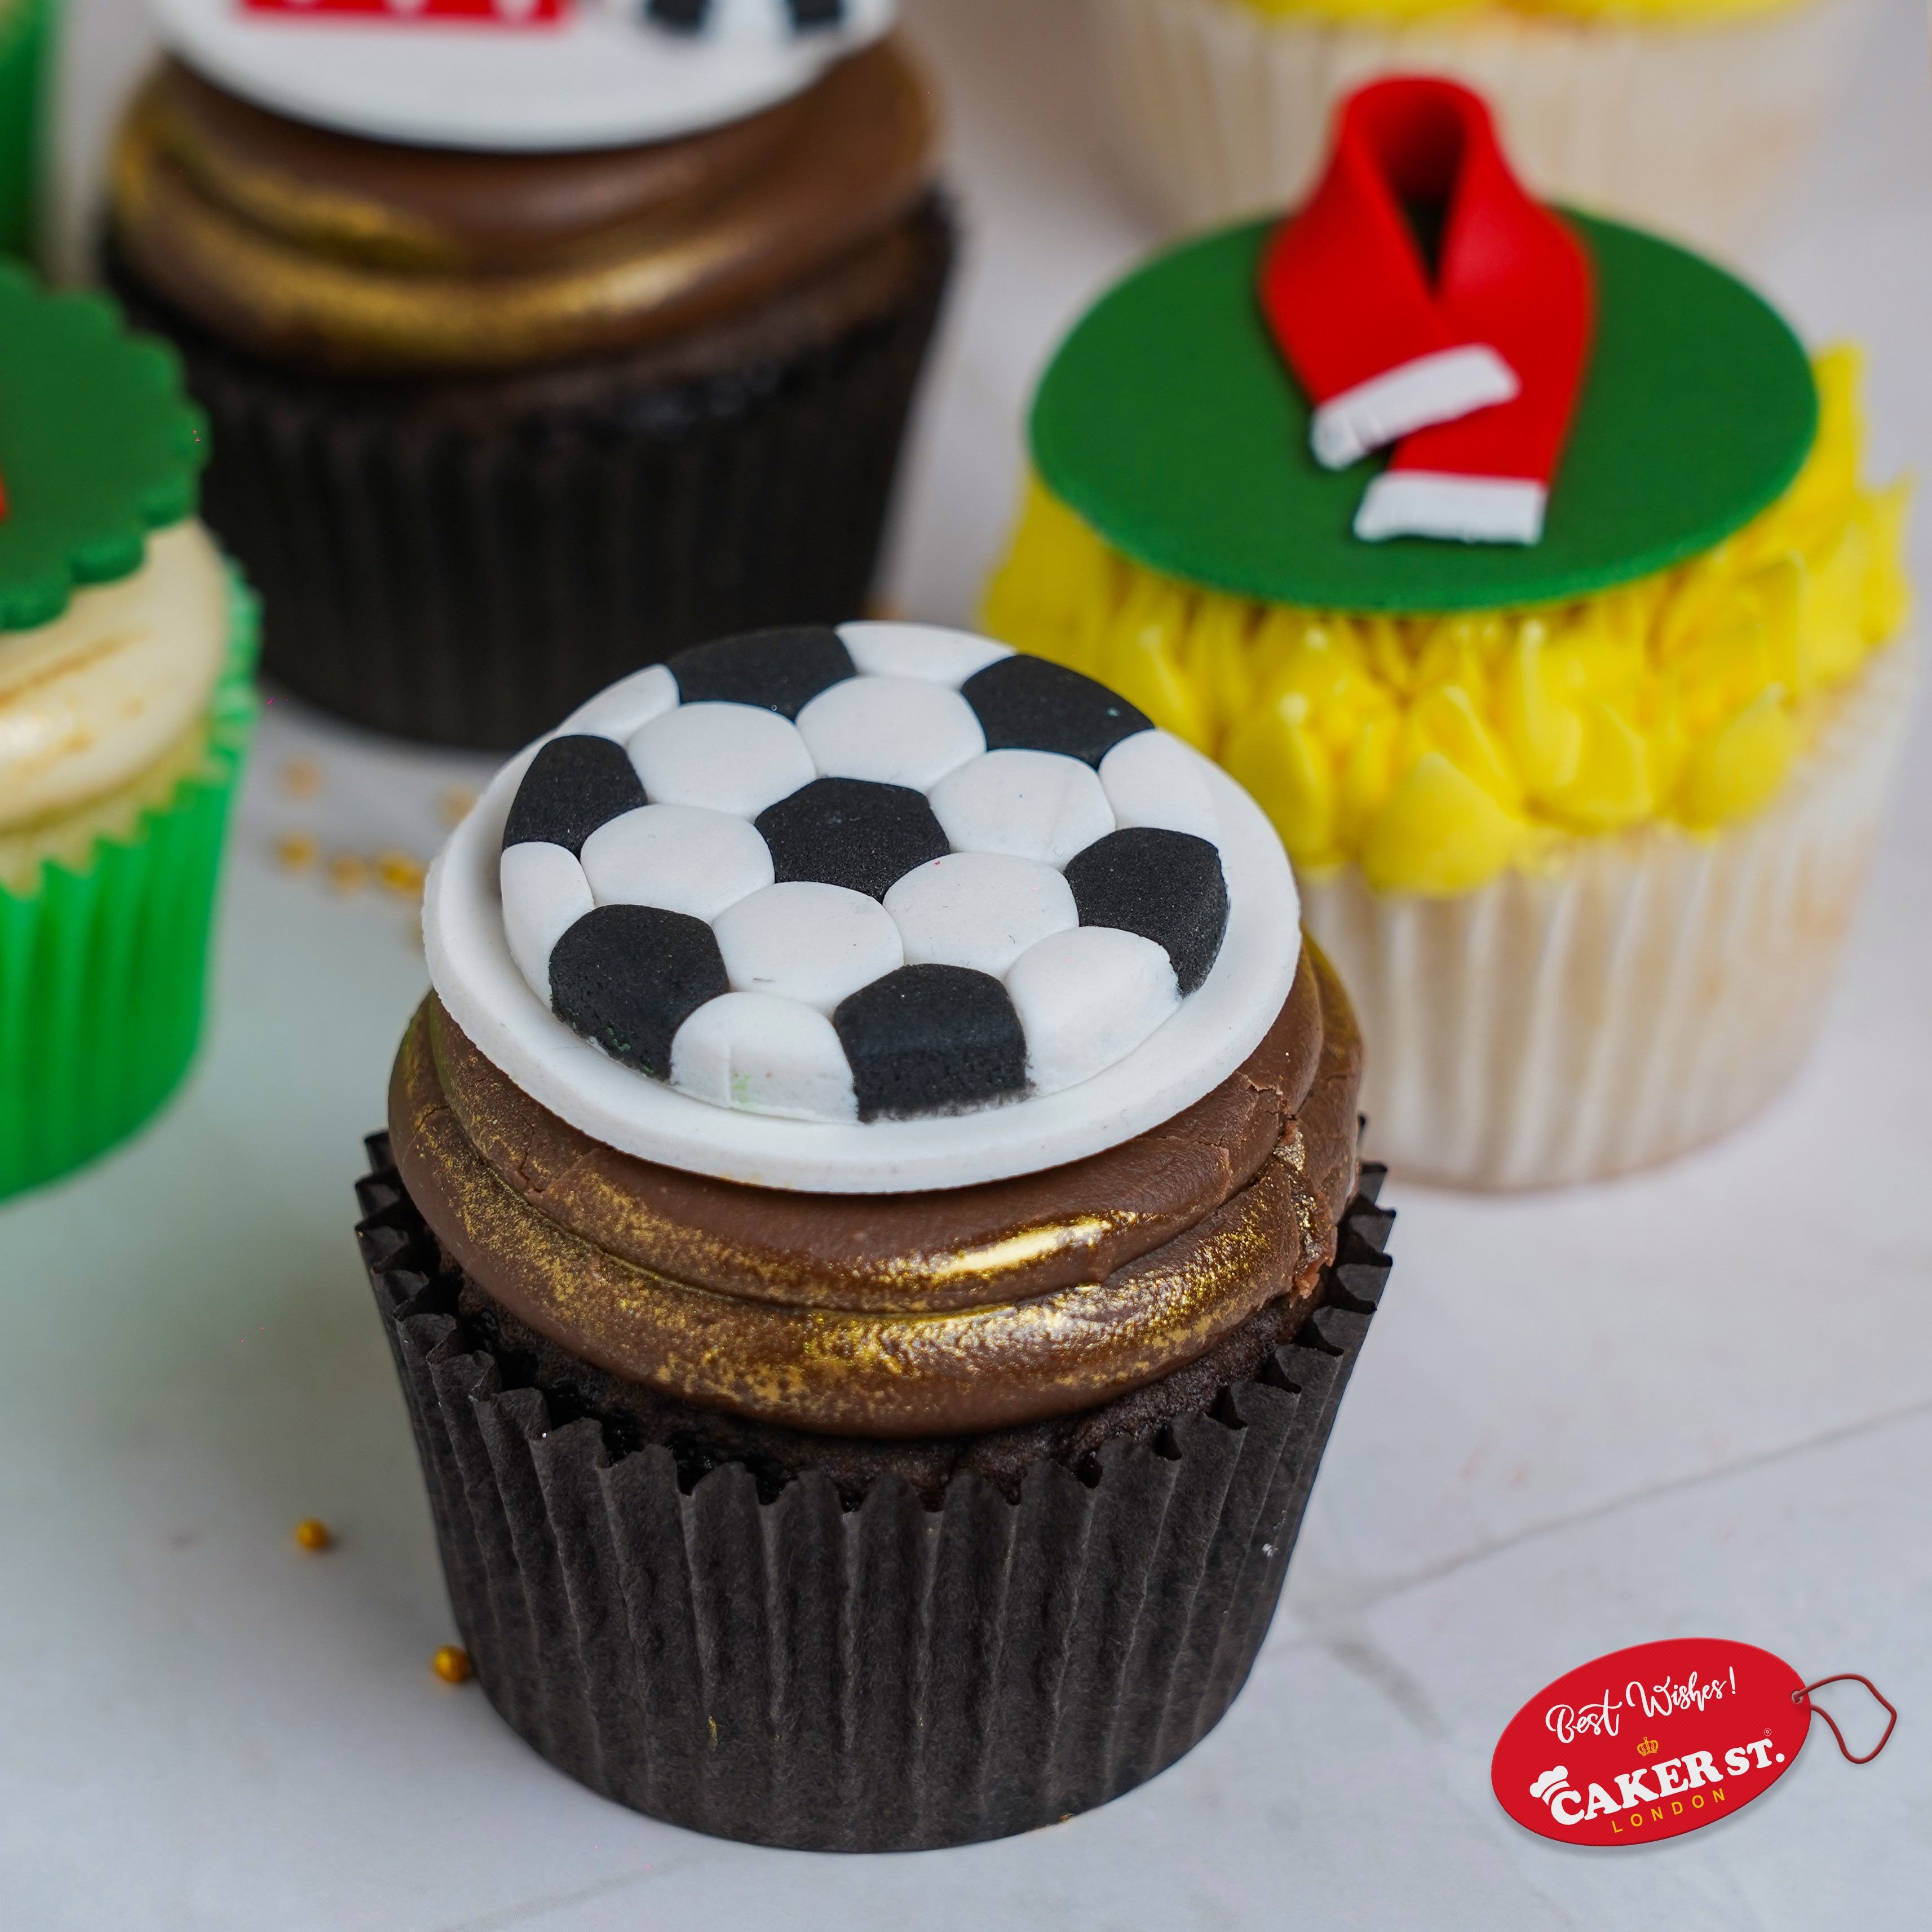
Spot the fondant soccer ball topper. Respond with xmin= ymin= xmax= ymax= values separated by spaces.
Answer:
xmin=154 ymin=0 xmax=894 ymax=150
xmin=423 ymin=624 xmax=1303 ymax=1193
xmin=499 ymin=629 xmax=1230 ymax=1124
xmin=1261 ymin=77 xmax=1594 ymax=549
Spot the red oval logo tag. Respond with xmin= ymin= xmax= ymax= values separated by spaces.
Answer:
xmin=1493 ymin=1639 xmax=1808 ymax=1846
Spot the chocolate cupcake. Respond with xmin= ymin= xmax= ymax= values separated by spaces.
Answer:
xmin=360 ymin=622 xmax=1391 ymax=1848
xmin=105 ymin=2 xmax=952 ymax=749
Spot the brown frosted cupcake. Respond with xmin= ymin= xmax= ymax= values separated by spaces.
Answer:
xmin=358 ymin=622 xmax=1392 ymax=1848
xmin=105 ymin=7 xmax=952 ymax=749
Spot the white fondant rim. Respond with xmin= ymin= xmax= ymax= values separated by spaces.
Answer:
xmin=1354 ymin=471 xmax=1548 ymax=545
xmin=152 ymin=0 xmax=895 ymax=152
xmin=1310 ymin=345 xmax=1520 ymax=471
xmin=425 ymin=743 xmax=1302 ymax=1193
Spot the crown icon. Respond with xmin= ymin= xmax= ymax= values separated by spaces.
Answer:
xmin=1635 ymin=1738 xmax=1660 ymax=1757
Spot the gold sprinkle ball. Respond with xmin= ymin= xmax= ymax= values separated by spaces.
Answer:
xmin=327 ymin=853 xmax=371 ymax=894
xmin=274 ymin=832 xmax=319 ymax=872
xmin=293 ymin=1518 xmax=333 ymax=1552
xmin=433 ymin=1645 xmax=473 ymax=1685
xmin=280 ymin=757 xmax=324 ymax=799
xmin=439 ymin=785 xmax=479 ymax=828
xmin=376 ymin=850 xmax=428 ymax=899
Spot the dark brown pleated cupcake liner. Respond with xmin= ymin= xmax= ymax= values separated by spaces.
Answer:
xmin=355 ymin=1138 xmax=1392 ymax=1851
xmin=106 ymin=199 xmax=955 ymax=750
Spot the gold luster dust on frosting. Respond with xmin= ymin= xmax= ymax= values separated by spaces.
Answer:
xmin=389 ymin=951 xmax=1362 ymax=1438
xmin=109 ymin=45 xmax=937 ymax=374
xmin=876 ymin=1218 xmax=1136 ymax=1290
xmin=0 ymin=521 xmax=228 ymax=835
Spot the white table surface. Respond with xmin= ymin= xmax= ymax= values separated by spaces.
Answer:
xmin=6 ymin=2 xmax=1931 ymax=1925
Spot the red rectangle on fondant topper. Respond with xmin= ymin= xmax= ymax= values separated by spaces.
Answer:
xmin=241 ymin=0 xmax=568 ymax=23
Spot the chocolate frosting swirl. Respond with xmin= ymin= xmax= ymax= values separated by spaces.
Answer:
xmin=390 ymin=944 xmax=1363 ymax=1438
xmin=109 ymin=41 xmax=938 ymax=374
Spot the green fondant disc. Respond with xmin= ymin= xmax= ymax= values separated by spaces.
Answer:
xmin=1030 ymin=214 xmax=1819 ymax=613
xmin=0 ymin=263 xmax=208 ymax=631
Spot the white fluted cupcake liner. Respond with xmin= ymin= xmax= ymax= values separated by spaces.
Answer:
xmin=1089 ymin=0 xmax=1874 ymax=258
xmin=1298 ymin=638 xmax=1916 ymax=1189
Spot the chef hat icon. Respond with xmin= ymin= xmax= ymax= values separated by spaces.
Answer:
xmin=1529 ymin=1767 xmax=1570 ymax=1803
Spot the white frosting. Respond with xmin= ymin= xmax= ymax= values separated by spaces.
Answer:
xmin=425 ymin=703 xmax=1301 ymax=1191
xmin=794 ymin=676 xmax=985 ymax=790
xmin=579 ymin=802 xmax=773 ymax=919
xmin=1006 ymin=926 xmax=1181 ymax=1097
xmin=498 ymin=840 xmax=594 ymax=1005
xmin=1098 ymin=728 xmax=1221 ymax=842
xmin=0 ymin=521 xmax=228 ymax=834
xmin=839 ymin=620 xmax=1012 ymax=686
xmin=626 ymin=703 xmax=815 ymax=819
xmin=669 ymin=991 xmax=859 ymax=1122
xmin=882 ymin=851 xmax=1076 ymax=977
xmin=713 ymin=880 xmax=903 ymax=1013
xmin=560 ymin=662 xmax=678 ymax=743
xmin=927 ymin=748 xmax=1117 ymax=869
xmin=152 ymin=0 xmax=896 ymax=152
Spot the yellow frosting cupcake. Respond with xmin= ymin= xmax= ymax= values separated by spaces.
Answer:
xmin=1087 ymin=0 xmax=1873 ymax=257
xmin=989 ymin=350 xmax=1908 ymax=899
xmin=984 ymin=169 xmax=1914 ymax=1187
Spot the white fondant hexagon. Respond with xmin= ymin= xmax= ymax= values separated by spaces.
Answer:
xmin=627 ymin=701 xmax=816 ymax=818
xmin=713 ymin=881 xmax=905 ymax=1015
xmin=883 ymin=851 xmax=1077 ymax=978
xmin=794 ymin=675 xmax=985 ymax=790
xmin=499 ymin=841 xmax=594 ymax=1007
xmin=837 ymin=620 xmax=1013 ymax=688
xmin=1006 ymin=926 xmax=1182 ymax=1095
xmin=1098 ymin=730 xmax=1221 ymax=844
xmin=578 ymin=804 xmax=773 ymax=921
xmin=669 ymin=993 xmax=859 ymax=1122
xmin=559 ymin=662 xmax=678 ymax=744
xmin=928 ymin=748 xmax=1116 ymax=869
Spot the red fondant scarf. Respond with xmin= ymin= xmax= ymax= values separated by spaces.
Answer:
xmin=1259 ymin=77 xmax=1593 ymax=546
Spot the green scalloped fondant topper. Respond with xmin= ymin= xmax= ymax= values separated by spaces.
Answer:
xmin=1030 ymin=214 xmax=1819 ymax=613
xmin=0 ymin=263 xmax=209 ymax=632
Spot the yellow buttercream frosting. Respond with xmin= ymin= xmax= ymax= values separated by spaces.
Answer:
xmin=1222 ymin=0 xmax=1808 ymax=26
xmin=984 ymin=349 xmax=1909 ymax=898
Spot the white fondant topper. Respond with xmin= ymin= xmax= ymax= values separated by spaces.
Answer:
xmin=152 ymin=0 xmax=895 ymax=152
xmin=423 ymin=622 xmax=1302 ymax=1193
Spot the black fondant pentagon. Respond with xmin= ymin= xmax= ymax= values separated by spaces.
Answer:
xmin=789 ymin=0 xmax=845 ymax=24
xmin=834 ymin=966 xmax=1029 ymax=1121
xmin=667 ymin=627 xmax=856 ymax=720
xmin=502 ymin=735 xmax=648 ymax=856
xmin=549 ymin=905 xmax=728 ymax=1080
xmin=960 ymin=657 xmax=1152 ymax=767
xmin=1063 ymin=828 xmax=1229 ymax=995
xmin=646 ymin=0 xmax=706 ymax=30
xmin=756 ymin=778 xmax=950 ymax=900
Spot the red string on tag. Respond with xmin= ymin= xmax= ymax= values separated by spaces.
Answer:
xmin=1794 ymin=1675 xmax=1897 ymax=1765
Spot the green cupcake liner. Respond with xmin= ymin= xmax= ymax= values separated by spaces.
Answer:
xmin=0 ymin=0 xmax=50 ymax=262
xmin=0 ymin=566 xmax=259 ymax=1200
